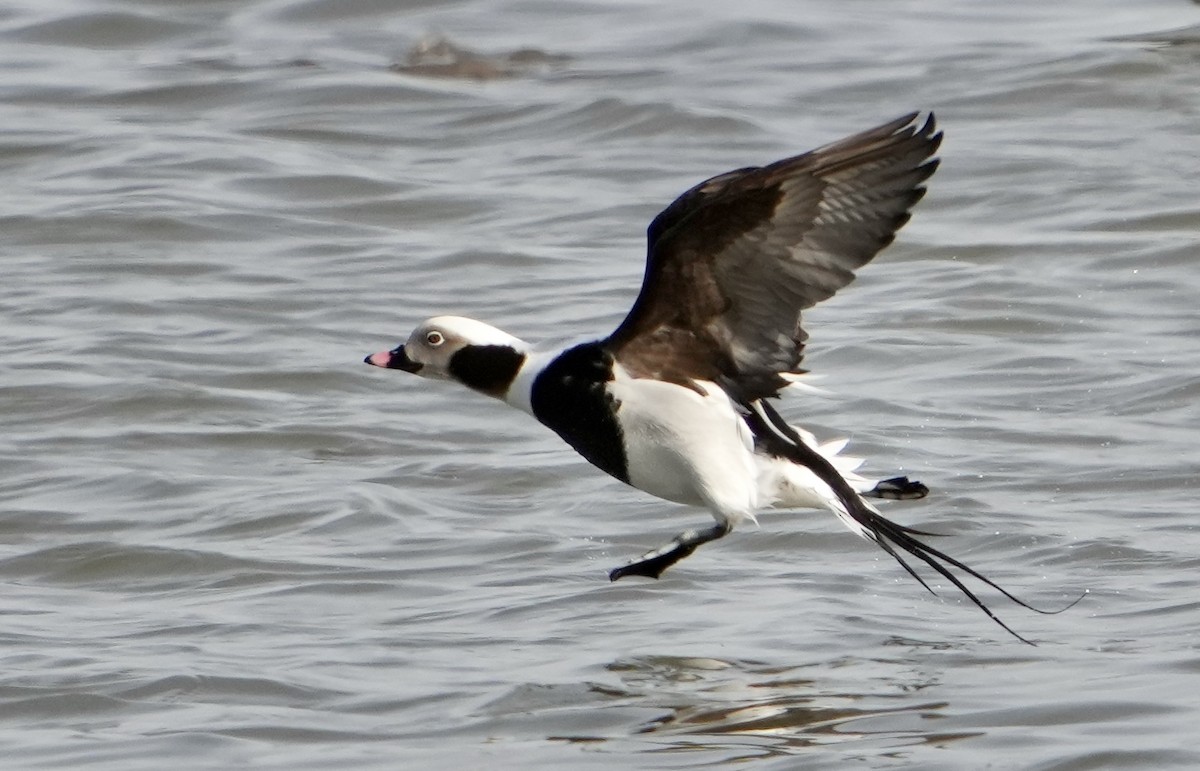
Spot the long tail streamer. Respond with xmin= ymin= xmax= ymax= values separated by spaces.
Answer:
xmin=747 ymin=398 xmax=1082 ymax=644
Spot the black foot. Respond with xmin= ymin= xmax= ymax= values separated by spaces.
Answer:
xmin=865 ymin=475 xmax=929 ymax=500
xmin=608 ymin=523 xmax=729 ymax=582
xmin=609 ymin=543 xmax=699 ymax=581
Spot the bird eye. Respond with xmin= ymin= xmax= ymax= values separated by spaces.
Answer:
xmin=425 ymin=330 xmax=445 ymax=347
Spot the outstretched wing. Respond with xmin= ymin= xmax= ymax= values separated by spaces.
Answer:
xmin=605 ymin=112 xmax=941 ymax=400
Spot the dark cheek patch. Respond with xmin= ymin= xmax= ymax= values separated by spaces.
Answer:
xmin=448 ymin=345 xmax=525 ymax=397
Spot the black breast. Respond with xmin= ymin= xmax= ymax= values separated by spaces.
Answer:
xmin=529 ymin=342 xmax=629 ymax=484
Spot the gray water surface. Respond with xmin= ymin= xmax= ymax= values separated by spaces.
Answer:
xmin=3 ymin=0 xmax=1200 ymax=768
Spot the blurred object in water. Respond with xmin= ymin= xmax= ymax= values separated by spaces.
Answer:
xmin=391 ymin=34 xmax=570 ymax=80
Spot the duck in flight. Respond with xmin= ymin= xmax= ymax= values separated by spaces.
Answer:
xmin=365 ymin=112 xmax=1072 ymax=643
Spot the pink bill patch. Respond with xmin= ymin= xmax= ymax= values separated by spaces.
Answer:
xmin=366 ymin=351 xmax=392 ymax=367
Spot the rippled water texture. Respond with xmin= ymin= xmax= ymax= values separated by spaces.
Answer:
xmin=3 ymin=0 xmax=1200 ymax=768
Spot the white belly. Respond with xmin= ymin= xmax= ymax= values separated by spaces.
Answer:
xmin=608 ymin=375 xmax=760 ymax=527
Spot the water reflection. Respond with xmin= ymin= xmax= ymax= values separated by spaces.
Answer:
xmin=485 ymin=654 xmax=981 ymax=759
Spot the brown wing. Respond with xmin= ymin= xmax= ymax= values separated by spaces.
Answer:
xmin=605 ymin=112 xmax=941 ymax=400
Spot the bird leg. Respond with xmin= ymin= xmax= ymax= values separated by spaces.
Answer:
xmin=609 ymin=522 xmax=730 ymax=581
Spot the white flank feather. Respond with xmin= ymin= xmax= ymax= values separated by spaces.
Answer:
xmin=755 ymin=418 xmax=884 ymax=542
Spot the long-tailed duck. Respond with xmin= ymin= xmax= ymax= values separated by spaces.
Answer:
xmin=365 ymin=113 xmax=1072 ymax=642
